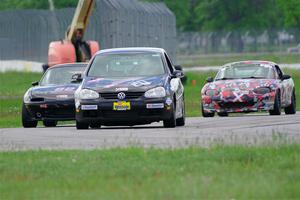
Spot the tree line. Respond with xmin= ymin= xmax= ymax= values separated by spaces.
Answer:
xmin=1 ymin=0 xmax=300 ymax=31
xmin=147 ymin=0 xmax=300 ymax=32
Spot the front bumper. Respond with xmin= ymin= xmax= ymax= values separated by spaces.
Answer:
xmin=202 ymin=91 xmax=276 ymax=113
xmin=76 ymin=98 xmax=173 ymax=126
xmin=24 ymin=100 xmax=75 ymax=121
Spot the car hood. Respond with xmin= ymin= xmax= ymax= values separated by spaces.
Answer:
xmin=82 ymin=75 xmax=167 ymax=93
xmin=30 ymin=84 xmax=79 ymax=100
xmin=204 ymin=79 xmax=279 ymax=91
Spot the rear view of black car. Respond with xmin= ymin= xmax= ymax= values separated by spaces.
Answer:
xmin=22 ymin=63 xmax=87 ymax=128
xmin=74 ymin=47 xmax=185 ymax=129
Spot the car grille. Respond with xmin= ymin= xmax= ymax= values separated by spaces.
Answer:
xmin=45 ymin=108 xmax=74 ymax=115
xmin=43 ymin=107 xmax=75 ymax=118
xmin=100 ymin=92 xmax=144 ymax=100
xmin=219 ymin=102 xmax=255 ymax=109
xmin=31 ymin=98 xmax=44 ymax=102
xmin=82 ymin=110 xmax=164 ymax=119
xmin=102 ymin=111 xmax=139 ymax=118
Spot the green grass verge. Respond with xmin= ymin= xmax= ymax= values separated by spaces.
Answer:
xmin=0 ymin=72 xmax=42 ymax=97
xmin=0 ymin=72 xmax=42 ymax=128
xmin=0 ymin=99 xmax=22 ymax=128
xmin=1 ymin=70 xmax=300 ymax=128
xmin=1 ymin=146 xmax=300 ymax=199
xmin=178 ymin=53 xmax=300 ymax=67
xmin=184 ymin=71 xmax=216 ymax=116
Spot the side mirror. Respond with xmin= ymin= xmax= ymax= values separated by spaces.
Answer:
xmin=71 ymin=73 xmax=83 ymax=83
xmin=181 ymin=75 xmax=187 ymax=85
xmin=174 ymin=65 xmax=187 ymax=84
xmin=206 ymin=77 xmax=214 ymax=83
xmin=32 ymin=81 xmax=39 ymax=86
xmin=171 ymin=70 xmax=184 ymax=78
xmin=281 ymin=74 xmax=291 ymax=80
xmin=174 ymin=65 xmax=183 ymax=71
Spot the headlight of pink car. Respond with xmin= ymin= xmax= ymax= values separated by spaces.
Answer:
xmin=205 ymin=89 xmax=219 ymax=96
xmin=253 ymin=87 xmax=271 ymax=94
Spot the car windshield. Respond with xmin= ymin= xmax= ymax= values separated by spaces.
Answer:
xmin=40 ymin=66 xmax=85 ymax=86
xmin=87 ymin=52 xmax=165 ymax=77
xmin=215 ymin=63 xmax=275 ymax=80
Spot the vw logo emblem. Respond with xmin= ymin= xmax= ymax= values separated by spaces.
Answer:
xmin=117 ymin=92 xmax=126 ymax=100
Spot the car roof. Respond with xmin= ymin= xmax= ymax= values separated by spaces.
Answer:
xmin=222 ymin=60 xmax=277 ymax=68
xmin=50 ymin=63 xmax=88 ymax=69
xmin=95 ymin=47 xmax=166 ymax=55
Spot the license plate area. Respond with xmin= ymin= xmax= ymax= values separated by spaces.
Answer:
xmin=81 ymin=105 xmax=98 ymax=110
xmin=113 ymin=101 xmax=131 ymax=111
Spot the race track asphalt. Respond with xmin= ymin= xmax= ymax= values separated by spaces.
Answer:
xmin=0 ymin=113 xmax=299 ymax=151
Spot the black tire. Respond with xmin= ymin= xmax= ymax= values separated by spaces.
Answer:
xmin=163 ymin=100 xmax=176 ymax=128
xmin=269 ymin=91 xmax=281 ymax=115
xmin=22 ymin=103 xmax=38 ymax=128
xmin=90 ymin=122 xmax=101 ymax=129
xmin=176 ymin=100 xmax=185 ymax=126
xmin=284 ymin=89 xmax=296 ymax=115
xmin=217 ymin=112 xmax=228 ymax=117
xmin=43 ymin=120 xmax=57 ymax=127
xmin=76 ymin=120 xmax=89 ymax=130
xmin=201 ymin=104 xmax=215 ymax=117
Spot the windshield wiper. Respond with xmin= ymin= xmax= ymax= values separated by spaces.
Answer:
xmin=241 ymin=76 xmax=265 ymax=79
xmin=215 ymin=77 xmax=235 ymax=81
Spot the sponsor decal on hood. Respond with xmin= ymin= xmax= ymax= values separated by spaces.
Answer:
xmin=83 ymin=75 xmax=166 ymax=92
xmin=30 ymin=84 xmax=79 ymax=99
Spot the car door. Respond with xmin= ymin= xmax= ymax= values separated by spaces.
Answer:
xmin=164 ymin=53 xmax=184 ymax=118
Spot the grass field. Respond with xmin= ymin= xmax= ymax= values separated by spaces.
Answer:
xmin=1 ymin=146 xmax=300 ymax=199
xmin=1 ymin=69 xmax=300 ymax=128
xmin=0 ymin=72 xmax=42 ymax=128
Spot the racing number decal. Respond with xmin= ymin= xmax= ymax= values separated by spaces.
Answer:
xmin=232 ymin=92 xmax=244 ymax=102
xmin=131 ymin=80 xmax=151 ymax=87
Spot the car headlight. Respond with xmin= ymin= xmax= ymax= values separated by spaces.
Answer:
xmin=254 ymin=87 xmax=271 ymax=94
xmin=205 ymin=89 xmax=219 ymax=96
xmin=75 ymin=89 xmax=99 ymax=100
xmin=23 ymin=90 xmax=31 ymax=103
xmin=145 ymin=87 xmax=166 ymax=98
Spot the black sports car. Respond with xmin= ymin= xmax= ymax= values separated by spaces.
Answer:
xmin=22 ymin=63 xmax=87 ymax=128
xmin=74 ymin=47 xmax=185 ymax=129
